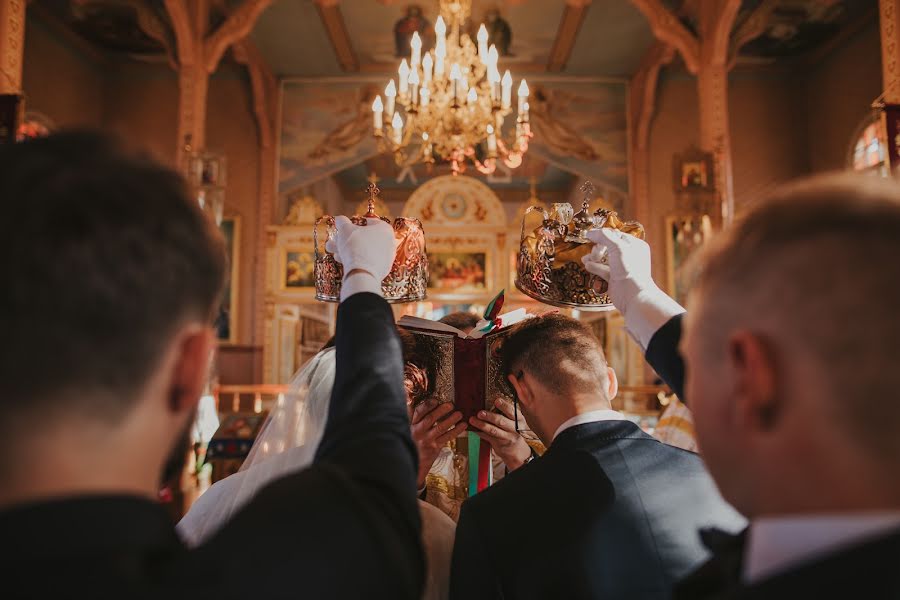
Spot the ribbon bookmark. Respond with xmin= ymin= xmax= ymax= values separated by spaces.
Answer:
xmin=477 ymin=289 xmax=506 ymax=334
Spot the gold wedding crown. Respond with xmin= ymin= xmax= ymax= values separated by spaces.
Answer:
xmin=314 ymin=182 xmax=429 ymax=303
xmin=515 ymin=181 xmax=644 ymax=310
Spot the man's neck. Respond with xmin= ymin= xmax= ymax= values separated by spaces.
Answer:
xmin=538 ymin=396 xmax=616 ymax=446
xmin=0 ymin=427 xmax=164 ymax=510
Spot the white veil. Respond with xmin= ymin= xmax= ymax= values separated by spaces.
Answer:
xmin=177 ymin=348 xmax=337 ymax=546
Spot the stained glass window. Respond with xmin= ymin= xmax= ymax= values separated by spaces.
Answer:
xmin=851 ymin=118 xmax=887 ymax=177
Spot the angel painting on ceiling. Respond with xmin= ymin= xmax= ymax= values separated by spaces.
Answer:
xmin=394 ymin=5 xmax=432 ymax=57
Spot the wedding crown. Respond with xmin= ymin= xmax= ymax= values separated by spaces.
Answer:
xmin=314 ymin=182 xmax=429 ymax=303
xmin=515 ymin=181 xmax=645 ymax=310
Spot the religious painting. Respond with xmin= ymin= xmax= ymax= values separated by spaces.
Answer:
xmin=394 ymin=5 xmax=432 ymax=57
xmin=524 ymin=79 xmax=629 ymax=203
xmin=673 ymin=147 xmax=714 ymax=193
xmin=278 ymin=80 xmax=380 ymax=202
xmin=428 ymin=252 xmax=488 ymax=293
xmin=282 ymin=247 xmax=316 ymax=290
xmin=665 ymin=215 xmax=713 ymax=306
xmin=216 ymin=217 xmax=240 ymax=344
xmin=736 ymin=1 xmax=873 ymax=60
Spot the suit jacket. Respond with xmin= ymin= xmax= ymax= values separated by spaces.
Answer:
xmin=449 ymin=418 xmax=744 ymax=600
xmin=647 ymin=314 xmax=900 ymax=599
xmin=0 ymin=293 xmax=424 ymax=600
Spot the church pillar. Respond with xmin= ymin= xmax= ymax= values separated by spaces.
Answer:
xmin=696 ymin=62 xmax=733 ymax=224
xmin=880 ymin=0 xmax=900 ymax=103
xmin=629 ymin=42 xmax=675 ymax=224
xmin=0 ymin=0 xmax=25 ymax=94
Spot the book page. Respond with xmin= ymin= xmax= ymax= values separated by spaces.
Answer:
xmin=397 ymin=315 xmax=468 ymax=338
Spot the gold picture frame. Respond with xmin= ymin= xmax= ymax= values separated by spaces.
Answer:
xmin=217 ymin=216 xmax=240 ymax=345
xmin=281 ymin=245 xmax=317 ymax=292
xmin=665 ymin=214 xmax=713 ymax=306
xmin=427 ymin=249 xmax=492 ymax=296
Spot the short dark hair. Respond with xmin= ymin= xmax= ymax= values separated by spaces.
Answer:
xmin=500 ymin=314 xmax=608 ymax=396
xmin=0 ymin=131 xmax=226 ymax=427
xmin=694 ymin=173 xmax=900 ymax=459
xmin=438 ymin=311 xmax=479 ymax=332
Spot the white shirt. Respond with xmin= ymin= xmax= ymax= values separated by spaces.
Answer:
xmin=744 ymin=512 xmax=900 ymax=584
xmin=552 ymin=409 xmax=626 ymax=442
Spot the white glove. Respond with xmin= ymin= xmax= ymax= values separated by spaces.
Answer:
xmin=325 ymin=216 xmax=397 ymax=301
xmin=582 ymin=228 xmax=685 ymax=350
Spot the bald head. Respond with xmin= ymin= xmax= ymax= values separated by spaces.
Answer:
xmin=692 ymin=173 xmax=900 ymax=464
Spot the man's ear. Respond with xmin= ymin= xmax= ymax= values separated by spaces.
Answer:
xmin=727 ymin=330 xmax=779 ymax=434
xmin=508 ymin=370 xmax=536 ymax=411
xmin=168 ymin=325 xmax=217 ymax=415
xmin=606 ymin=367 xmax=619 ymax=402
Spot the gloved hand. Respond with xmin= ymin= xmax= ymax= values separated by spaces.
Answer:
xmin=582 ymin=228 xmax=655 ymax=310
xmin=325 ymin=216 xmax=397 ymax=301
xmin=582 ymin=228 xmax=685 ymax=349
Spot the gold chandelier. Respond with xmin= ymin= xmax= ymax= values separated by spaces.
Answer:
xmin=371 ymin=0 xmax=532 ymax=175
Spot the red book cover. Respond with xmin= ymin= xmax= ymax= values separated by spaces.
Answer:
xmin=398 ymin=309 xmax=529 ymax=420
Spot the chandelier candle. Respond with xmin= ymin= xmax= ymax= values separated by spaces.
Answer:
xmin=371 ymin=0 xmax=533 ymax=174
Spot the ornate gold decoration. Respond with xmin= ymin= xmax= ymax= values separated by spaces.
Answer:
xmin=371 ymin=0 xmax=531 ymax=175
xmin=314 ymin=182 xmax=429 ymax=303
xmin=516 ymin=181 xmax=644 ymax=311
xmin=283 ymin=193 xmax=324 ymax=225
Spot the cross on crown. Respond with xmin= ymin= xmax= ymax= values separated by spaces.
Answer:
xmin=365 ymin=181 xmax=381 ymax=217
xmin=580 ymin=180 xmax=596 ymax=200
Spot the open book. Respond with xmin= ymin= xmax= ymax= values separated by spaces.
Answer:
xmin=398 ymin=308 xmax=531 ymax=421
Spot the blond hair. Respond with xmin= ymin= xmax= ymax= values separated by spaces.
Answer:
xmin=693 ymin=173 xmax=900 ymax=459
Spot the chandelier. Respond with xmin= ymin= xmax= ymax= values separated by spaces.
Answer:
xmin=371 ymin=0 xmax=532 ymax=175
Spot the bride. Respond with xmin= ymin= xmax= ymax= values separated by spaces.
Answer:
xmin=179 ymin=342 xmax=455 ymax=600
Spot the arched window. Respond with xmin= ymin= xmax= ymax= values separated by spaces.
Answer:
xmin=849 ymin=116 xmax=886 ymax=176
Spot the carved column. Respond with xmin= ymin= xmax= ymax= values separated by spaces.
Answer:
xmin=880 ymin=0 xmax=900 ymax=103
xmin=696 ymin=62 xmax=733 ymax=223
xmin=0 ymin=0 xmax=25 ymax=94
xmin=630 ymin=0 xmax=743 ymax=224
xmin=233 ymin=40 xmax=277 ymax=369
xmin=629 ymin=42 xmax=674 ymax=224
xmin=165 ymin=0 xmax=273 ymax=163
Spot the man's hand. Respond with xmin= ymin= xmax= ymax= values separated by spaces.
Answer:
xmin=326 ymin=216 xmax=398 ymax=301
xmin=411 ymin=399 xmax=467 ymax=489
xmin=468 ymin=398 xmax=533 ymax=472
xmin=581 ymin=228 xmax=684 ymax=349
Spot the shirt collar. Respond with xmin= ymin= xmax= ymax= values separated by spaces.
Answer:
xmin=552 ymin=409 xmax=626 ymax=442
xmin=743 ymin=512 xmax=900 ymax=584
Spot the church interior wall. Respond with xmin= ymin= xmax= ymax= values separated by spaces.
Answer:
xmin=23 ymin=13 xmax=104 ymax=130
xmin=802 ymin=21 xmax=882 ymax=174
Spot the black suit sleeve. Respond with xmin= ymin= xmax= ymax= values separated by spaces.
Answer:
xmin=450 ymin=502 xmax=503 ymax=600
xmin=187 ymin=292 xmax=423 ymax=598
xmin=645 ymin=313 xmax=686 ymax=402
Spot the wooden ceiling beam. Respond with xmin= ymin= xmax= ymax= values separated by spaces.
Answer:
xmin=629 ymin=0 xmax=700 ymax=73
xmin=547 ymin=0 xmax=592 ymax=73
xmin=314 ymin=0 xmax=359 ymax=73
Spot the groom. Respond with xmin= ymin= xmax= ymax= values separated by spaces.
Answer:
xmin=0 ymin=132 xmax=423 ymax=599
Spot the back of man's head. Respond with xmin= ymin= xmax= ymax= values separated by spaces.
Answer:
xmin=0 ymin=132 xmax=226 ymax=439
xmin=688 ymin=173 xmax=900 ymax=511
xmin=501 ymin=314 xmax=609 ymax=401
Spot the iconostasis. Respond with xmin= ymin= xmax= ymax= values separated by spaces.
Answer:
xmin=262 ymin=175 xmax=646 ymax=404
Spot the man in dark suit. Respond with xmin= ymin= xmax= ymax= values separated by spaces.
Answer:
xmin=583 ymin=173 xmax=900 ymax=598
xmin=449 ymin=313 xmax=744 ymax=600
xmin=0 ymin=133 xmax=423 ymax=599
